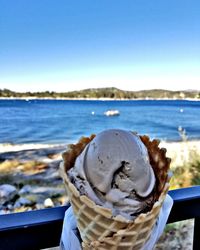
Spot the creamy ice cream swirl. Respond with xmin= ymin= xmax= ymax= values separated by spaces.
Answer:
xmin=68 ymin=129 xmax=156 ymax=220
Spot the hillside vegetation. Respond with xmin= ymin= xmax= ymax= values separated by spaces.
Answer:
xmin=0 ymin=87 xmax=199 ymax=99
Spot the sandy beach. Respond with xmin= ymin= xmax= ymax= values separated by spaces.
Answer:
xmin=0 ymin=139 xmax=200 ymax=205
xmin=1 ymin=139 xmax=200 ymax=166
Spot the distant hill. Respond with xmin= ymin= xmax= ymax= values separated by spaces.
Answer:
xmin=0 ymin=87 xmax=199 ymax=99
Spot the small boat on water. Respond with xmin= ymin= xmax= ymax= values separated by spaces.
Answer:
xmin=104 ymin=110 xmax=120 ymax=116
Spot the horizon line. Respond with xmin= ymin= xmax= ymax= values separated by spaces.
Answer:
xmin=1 ymin=87 xmax=200 ymax=93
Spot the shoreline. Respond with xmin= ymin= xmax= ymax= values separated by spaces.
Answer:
xmin=1 ymin=139 xmax=200 ymax=167
xmin=0 ymin=138 xmax=200 ymax=150
xmin=0 ymin=143 xmax=67 ymax=153
xmin=0 ymin=97 xmax=199 ymax=101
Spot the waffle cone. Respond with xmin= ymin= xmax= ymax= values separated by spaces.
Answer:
xmin=60 ymin=134 xmax=171 ymax=250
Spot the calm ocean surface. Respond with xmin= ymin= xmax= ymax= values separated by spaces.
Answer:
xmin=0 ymin=99 xmax=200 ymax=144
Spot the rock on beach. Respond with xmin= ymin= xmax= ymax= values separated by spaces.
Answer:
xmin=0 ymin=184 xmax=17 ymax=204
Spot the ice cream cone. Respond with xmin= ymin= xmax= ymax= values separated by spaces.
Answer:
xmin=60 ymin=134 xmax=171 ymax=250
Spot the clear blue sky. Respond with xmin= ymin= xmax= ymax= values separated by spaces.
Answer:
xmin=0 ymin=0 xmax=200 ymax=92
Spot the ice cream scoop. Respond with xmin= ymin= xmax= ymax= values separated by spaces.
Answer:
xmin=61 ymin=130 xmax=171 ymax=248
xmin=68 ymin=129 xmax=156 ymax=219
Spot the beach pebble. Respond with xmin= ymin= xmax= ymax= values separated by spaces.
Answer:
xmin=35 ymin=203 xmax=45 ymax=210
xmin=19 ymin=185 xmax=32 ymax=195
xmin=31 ymin=186 xmax=65 ymax=198
xmin=44 ymin=198 xmax=54 ymax=207
xmin=23 ymin=194 xmax=44 ymax=204
xmin=14 ymin=197 xmax=33 ymax=208
xmin=0 ymin=210 xmax=6 ymax=215
xmin=0 ymin=184 xmax=17 ymax=204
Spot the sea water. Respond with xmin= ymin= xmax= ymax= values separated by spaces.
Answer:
xmin=0 ymin=99 xmax=200 ymax=145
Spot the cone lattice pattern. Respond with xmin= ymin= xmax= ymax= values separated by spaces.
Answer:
xmin=60 ymin=134 xmax=171 ymax=250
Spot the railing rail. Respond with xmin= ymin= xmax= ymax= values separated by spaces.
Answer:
xmin=0 ymin=186 xmax=200 ymax=250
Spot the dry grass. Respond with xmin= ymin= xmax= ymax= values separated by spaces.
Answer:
xmin=0 ymin=160 xmax=47 ymax=175
xmin=170 ymin=150 xmax=200 ymax=189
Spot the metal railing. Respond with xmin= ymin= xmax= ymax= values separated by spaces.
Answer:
xmin=0 ymin=186 xmax=200 ymax=250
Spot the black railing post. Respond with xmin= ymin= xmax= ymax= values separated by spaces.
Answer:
xmin=193 ymin=217 xmax=200 ymax=250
